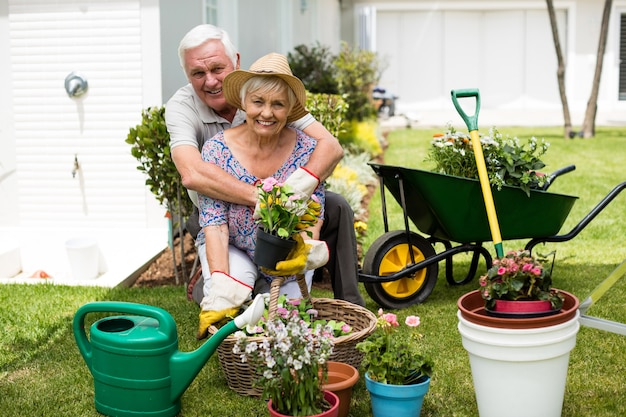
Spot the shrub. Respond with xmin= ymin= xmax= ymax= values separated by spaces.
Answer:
xmin=306 ymin=92 xmax=348 ymax=138
xmin=326 ymin=151 xmax=377 ymax=218
xmin=125 ymin=106 xmax=193 ymax=282
xmin=334 ymin=42 xmax=383 ymax=121
xmin=125 ymin=106 xmax=193 ymax=219
xmin=290 ymin=41 xmax=385 ymax=123
xmin=288 ymin=42 xmax=339 ymax=94
xmin=339 ymin=119 xmax=383 ymax=157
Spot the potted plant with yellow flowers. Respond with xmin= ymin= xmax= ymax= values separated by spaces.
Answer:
xmin=254 ymin=177 xmax=321 ymax=269
xmin=356 ymin=309 xmax=433 ymax=417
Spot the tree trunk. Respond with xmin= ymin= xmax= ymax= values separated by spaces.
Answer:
xmin=546 ymin=0 xmax=573 ymax=139
xmin=581 ymin=0 xmax=613 ymax=138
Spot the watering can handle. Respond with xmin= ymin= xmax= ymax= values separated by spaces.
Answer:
xmin=451 ymin=89 xmax=481 ymax=132
xmin=73 ymin=302 xmax=176 ymax=367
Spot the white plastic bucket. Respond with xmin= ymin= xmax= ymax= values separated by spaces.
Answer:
xmin=457 ymin=310 xmax=580 ymax=417
xmin=65 ymin=237 xmax=99 ymax=280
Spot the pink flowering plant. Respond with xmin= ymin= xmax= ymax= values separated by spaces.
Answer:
xmin=232 ymin=297 xmax=336 ymax=416
xmin=256 ymin=177 xmax=321 ymax=239
xmin=241 ymin=294 xmax=352 ymax=338
xmin=356 ymin=309 xmax=433 ymax=385
xmin=479 ymin=249 xmax=564 ymax=311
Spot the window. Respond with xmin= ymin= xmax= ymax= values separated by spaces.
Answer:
xmin=205 ymin=0 xmax=218 ymax=25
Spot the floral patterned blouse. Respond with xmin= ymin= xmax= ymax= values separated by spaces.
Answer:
xmin=196 ymin=129 xmax=325 ymax=262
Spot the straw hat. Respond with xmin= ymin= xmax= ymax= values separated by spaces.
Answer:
xmin=223 ymin=52 xmax=308 ymax=123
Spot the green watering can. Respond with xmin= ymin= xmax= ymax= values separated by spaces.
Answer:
xmin=73 ymin=294 xmax=265 ymax=417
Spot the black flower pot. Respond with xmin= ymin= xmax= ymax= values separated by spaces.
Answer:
xmin=254 ymin=228 xmax=296 ymax=269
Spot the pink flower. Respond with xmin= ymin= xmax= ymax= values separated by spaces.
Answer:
xmin=531 ymin=267 xmax=542 ymax=275
xmin=341 ymin=323 xmax=352 ymax=333
xmin=497 ymin=267 xmax=507 ymax=275
xmin=405 ymin=315 xmax=421 ymax=327
xmin=261 ymin=177 xmax=278 ymax=192
xmin=382 ymin=312 xmax=399 ymax=327
xmin=522 ymin=263 xmax=533 ymax=272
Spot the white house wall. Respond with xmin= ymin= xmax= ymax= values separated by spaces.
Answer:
xmin=4 ymin=0 xmax=165 ymax=230
xmin=351 ymin=0 xmax=626 ymax=126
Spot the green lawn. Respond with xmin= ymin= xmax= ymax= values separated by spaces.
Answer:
xmin=1 ymin=125 xmax=625 ymax=416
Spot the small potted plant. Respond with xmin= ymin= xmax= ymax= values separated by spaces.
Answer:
xmin=232 ymin=296 xmax=340 ymax=417
xmin=254 ymin=177 xmax=321 ymax=268
xmin=356 ymin=309 xmax=433 ymax=417
xmin=479 ymin=249 xmax=564 ymax=315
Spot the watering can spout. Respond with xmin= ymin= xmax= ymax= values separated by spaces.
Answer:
xmin=169 ymin=294 xmax=266 ymax=401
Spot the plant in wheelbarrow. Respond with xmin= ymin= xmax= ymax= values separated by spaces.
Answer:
xmin=356 ymin=309 xmax=433 ymax=417
xmin=428 ymin=124 xmax=550 ymax=197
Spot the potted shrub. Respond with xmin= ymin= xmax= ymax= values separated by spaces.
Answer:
xmin=457 ymin=250 xmax=580 ymax=417
xmin=254 ymin=177 xmax=321 ymax=268
xmin=356 ymin=309 xmax=433 ymax=417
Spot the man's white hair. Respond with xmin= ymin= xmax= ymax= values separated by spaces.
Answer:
xmin=177 ymin=24 xmax=238 ymax=73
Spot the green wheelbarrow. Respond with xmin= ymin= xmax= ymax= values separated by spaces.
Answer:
xmin=358 ymin=162 xmax=626 ymax=310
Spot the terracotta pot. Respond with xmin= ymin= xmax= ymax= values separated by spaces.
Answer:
xmin=322 ymin=362 xmax=359 ymax=417
xmin=458 ymin=289 xmax=579 ymax=329
xmin=254 ymin=228 xmax=296 ymax=269
xmin=268 ymin=390 xmax=339 ymax=417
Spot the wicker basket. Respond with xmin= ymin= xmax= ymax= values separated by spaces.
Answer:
xmin=209 ymin=275 xmax=377 ymax=396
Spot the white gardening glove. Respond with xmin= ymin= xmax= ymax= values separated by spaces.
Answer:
xmin=284 ymin=167 xmax=320 ymax=199
xmin=197 ymin=271 xmax=253 ymax=339
xmin=262 ymin=234 xmax=329 ymax=276
xmin=188 ymin=189 xmax=199 ymax=207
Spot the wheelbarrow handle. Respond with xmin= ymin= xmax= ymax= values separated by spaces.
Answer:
xmin=451 ymin=89 xmax=481 ymax=132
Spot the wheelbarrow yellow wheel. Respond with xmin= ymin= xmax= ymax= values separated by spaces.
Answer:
xmin=362 ymin=230 xmax=438 ymax=309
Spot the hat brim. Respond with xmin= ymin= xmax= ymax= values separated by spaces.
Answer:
xmin=223 ymin=70 xmax=308 ymax=123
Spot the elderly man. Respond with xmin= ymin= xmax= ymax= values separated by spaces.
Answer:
xmin=165 ymin=24 xmax=365 ymax=309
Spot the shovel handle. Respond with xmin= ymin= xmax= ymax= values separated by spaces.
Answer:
xmin=451 ymin=89 xmax=480 ymax=132
xmin=451 ymin=88 xmax=504 ymax=258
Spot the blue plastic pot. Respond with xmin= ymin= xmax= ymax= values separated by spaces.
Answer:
xmin=365 ymin=372 xmax=430 ymax=417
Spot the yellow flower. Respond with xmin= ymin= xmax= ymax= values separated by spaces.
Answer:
xmin=354 ymin=220 xmax=368 ymax=235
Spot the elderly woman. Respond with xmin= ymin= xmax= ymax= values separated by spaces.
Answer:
xmin=195 ymin=53 xmax=328 ymax=338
